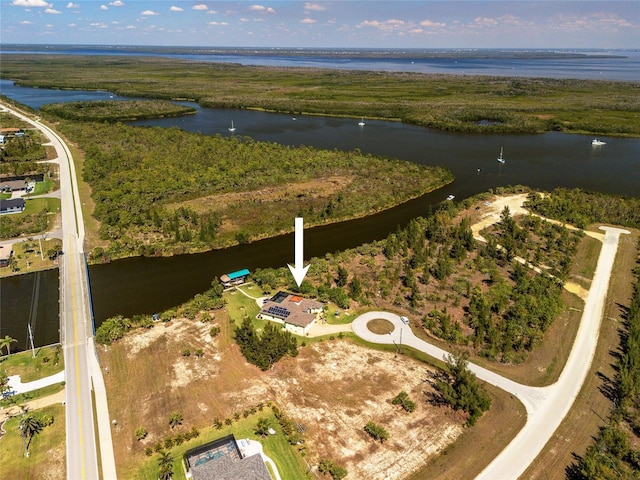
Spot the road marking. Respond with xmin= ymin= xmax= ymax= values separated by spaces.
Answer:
xmin=69 ymin=245 xmax=87 ymax=478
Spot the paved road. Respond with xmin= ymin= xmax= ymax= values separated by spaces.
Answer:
xmin=1 ymin=102 xmax=115 ymax=479
xmin=352 ymin=226 xmax=628 ymax=480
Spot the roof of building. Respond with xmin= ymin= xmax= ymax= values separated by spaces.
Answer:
xmin=260 ymin=293 xmax=323 ymax=328
xmin=0 ymin=245 xmax=13 ymax=261
xmin=0 ymin=198 xmax=25 ymax=211
xmin=227 ymin=268 xmax=250 ymax=279
xmin=0 ymin=179 xmax=27 ymax=190
xmin=186 ymin=435 xmax=271 ymax=480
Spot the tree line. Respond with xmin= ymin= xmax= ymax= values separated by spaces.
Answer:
xmin=527 ymin=189 xmax=640 ymax=230
xmin=40 ymin=100 xmax=195 ymax=122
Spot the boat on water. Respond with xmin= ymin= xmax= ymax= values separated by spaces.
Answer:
xmin=446 ymin=194 xmax=455 ymax=201
xmin=228 ymin=121 xmax=236 ymax=132
xmin=592 ymin=138 xmax=606 ymax=146
xmin=497 ymin=147 xmax=506 ymax=164
xmin=358 ymin=117 xmax=365 ymax=126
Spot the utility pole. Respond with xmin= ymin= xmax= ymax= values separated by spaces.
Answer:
xmin=27 ymin=323 xmax=36 ymax=358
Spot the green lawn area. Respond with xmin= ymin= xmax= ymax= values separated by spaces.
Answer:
xmin=134 ymin=411 xmax=309 ymax=480
xmin=0 ymin=345 xmax=64 ymax=382
xmin=23 ymin=197 xmax=60 ymax=215
xmin=224 ymin=288 xmax=261 ymax=329
xmin=0 ymin=404 xmax=66 ymax=479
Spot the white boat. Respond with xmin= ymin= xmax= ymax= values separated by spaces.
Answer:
xmin=497 ymin=147 xmax=505 ymax=164
xmin=592 ymin=138 xmax=606 ymax=146
xmin=228 ymin=121 xmax=236 ymax=132
xmin=446 ymin=194 xmax=455 ymax=201
xmin=358 ymin=117 xmax=365 ymax=126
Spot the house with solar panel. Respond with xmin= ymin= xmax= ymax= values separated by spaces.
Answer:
xmin=258 ymin=291 xmax=324 ymax=336
xmin=220 ymin=268 xmax=251 ymax=288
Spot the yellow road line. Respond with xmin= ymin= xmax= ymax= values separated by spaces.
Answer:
xmin=69 ymin=245 xmax=87 ymax=478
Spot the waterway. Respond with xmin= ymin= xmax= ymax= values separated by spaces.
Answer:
xmin=1 ymin=79 xmax=639 ymax=348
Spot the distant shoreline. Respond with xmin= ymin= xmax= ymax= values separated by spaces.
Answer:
xmin=0 ymin=43 xmax=629 ymax=60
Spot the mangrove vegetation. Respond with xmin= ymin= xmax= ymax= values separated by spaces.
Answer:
xmin=2 ymin=54 xmax=639 ymax=136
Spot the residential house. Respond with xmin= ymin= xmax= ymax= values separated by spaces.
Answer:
xmin=0 ymin=198 xmax=25 ymax=214
xmin=258 ymin=291 xmax=323 ymax=336
xmin=184 ymin=434 xmax=271 ymax=480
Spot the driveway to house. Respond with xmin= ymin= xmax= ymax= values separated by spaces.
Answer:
xmin=351 ymin=225 xmax=628 ymax=480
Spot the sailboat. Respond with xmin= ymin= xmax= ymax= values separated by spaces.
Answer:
xmin=497 ymin=147 xmax=505 ymax=164
xmin=228 ymin=121 xmax=236 ymax=132
xmin=592 ymin=138 xmax=606 ymax=146
xmin=358 ymin=117 xmax=365 ymax=126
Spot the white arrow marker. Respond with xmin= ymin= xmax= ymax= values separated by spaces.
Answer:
xmin=288 ymin=217 xmax=310 ymax=287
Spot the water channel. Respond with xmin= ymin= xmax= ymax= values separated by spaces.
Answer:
xmin=1 ymin=80 xmax=639 ymax=348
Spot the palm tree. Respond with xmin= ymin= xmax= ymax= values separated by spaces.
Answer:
xmin=1 ymin=335 xmax=17 ymax=356
xmin=20 ymin=414 xmax=43 ymax=456
xmin=254 ymin=417 xmax=272 ymax=437
xmin=157 ymin=450 xmax=173 ymax=480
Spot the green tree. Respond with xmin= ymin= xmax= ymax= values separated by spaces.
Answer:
xmin=0 ymin=335 xmax=17 ymax=356
xmin=364 ymin=421 xmax=389 ymax=443
xmin=157 ymin=450 xmax=174 ymax=480
xmin=335 ymin=265 xmax=349 ymax=287
xmin=434 ymin=353 xmax=492 ymax=426
xmin=168 ymin=412 xmax=183 ymax=429
xmin=254 ymin=417 xmax=272 ymax=437
xmin=20 ymin=413 xmax=44 ymax=456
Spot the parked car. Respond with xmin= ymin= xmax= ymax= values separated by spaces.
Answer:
xmin=400 ymin=316 xmax=409 ymax=325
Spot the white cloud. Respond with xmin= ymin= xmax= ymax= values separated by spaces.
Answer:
xmin=66 ymin=2 xmax=79 ymax=7
xmin=206 ymin=10 xmax=218 ymax=14
xmin=100 ymin=4 xmax=108 ymax=10
xmin=193 ymin=4 xmax=208 ymax=10
xmin=170 ymin=6 xmax=183 ymax=12
xmin=109 ymin=0 xmax=124 ymax=5
xmin=250 ymin=5 xmax=275 ymax=13
xmin=90 ymin=22 xmax=107 ymax=28
xmin=12 ymin=0 xmax=51 ymax=7
xmin=20 ymin=20 xmax=32 ymax=24
xmin=45 ymin=23 xmax=53 ymax=27
xmin=304 ymin=2 xmax=325 ymax=12
xmin=45 ymin=7 xmax=61 ymax=13
xmin=359 ymin=18 xmax=405 ymax=32
xmin=420 ymin=19 xmax=446 ymax=28
xmin=474 ymin=17 xmax=498 ymax=27
xmin=208 ymin=21 xmax=229 ymax=26
xmin=125 ymin=25 xmax=135 ymax=29
xmin=141 ymin=10 xmax=158 ymax=16
xmin=300 ymin=18 xmax=316 ymax=24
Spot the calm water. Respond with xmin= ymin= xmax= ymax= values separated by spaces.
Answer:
xmin=1 ymin=69 xmax=639 ymax=346
xmin=2 ymin=45 xmax=639 ymax=81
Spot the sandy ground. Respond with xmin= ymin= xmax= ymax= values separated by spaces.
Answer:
xmin=106 ymin=318 xmax=463 ymax=480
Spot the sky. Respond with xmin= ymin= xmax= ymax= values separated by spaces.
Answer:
xmin=1 ymin=0 xmax=638 ymax=49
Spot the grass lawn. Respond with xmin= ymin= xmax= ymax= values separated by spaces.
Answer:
xmin=0 ymin=404 xmax=66 ymax=479
xmin=1 ymin=238 xmax=63 ymax=277
xmin=0 ymin=345 xmax=63 ymax=382
xmin=133 ymin=410 xmax=309 ymax=480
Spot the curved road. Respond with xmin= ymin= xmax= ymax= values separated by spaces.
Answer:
xmin=352 ymin=226 xmax=628 ymax=480
xmin=1 ymin=102 xmax=116 ymax=479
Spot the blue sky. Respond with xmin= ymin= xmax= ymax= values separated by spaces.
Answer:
xmin=2 ymin=1 xmax=638 ymax=48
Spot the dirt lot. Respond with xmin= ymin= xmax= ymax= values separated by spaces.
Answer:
xmin=101 ymin=315 xmax=463 ymax=479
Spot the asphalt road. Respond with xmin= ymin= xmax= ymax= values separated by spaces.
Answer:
xmin=1 ymin=103 xmax=115 ymax=479
xmin=352 ymin=226 xmax=629 ymax=480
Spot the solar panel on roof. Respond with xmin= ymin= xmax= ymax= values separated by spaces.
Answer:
xmin=267 ymin=305 xmax=290 ymax=318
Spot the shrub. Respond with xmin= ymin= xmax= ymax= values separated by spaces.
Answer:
xmin=135 ymin=427 xmax=148 ymax=441
xmin=364 ymin=421 xmax=389 ymax=443
xmin=392 ymin=391 xmax=416 ymax=413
